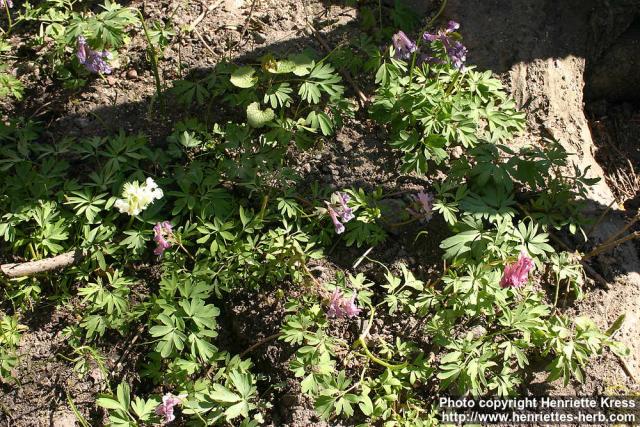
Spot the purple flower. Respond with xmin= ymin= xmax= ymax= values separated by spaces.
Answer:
xmin=325 ymin=203 xmax=345 ymax=234
xmin=337 ymin=192 xmax=354 ymax=222
xmin=76 ymin=36 xmax=112 ymax=74
xmin=500 ymin=251 xmax=535 ymax=288
xmin=392 ymin=30 xmax=417 ymax=60
xmin=445 ymin=20 xmax=460 ymax=32
xmin=407 ymin=191 xmax=434 ymax=222
xmin=422 ymin=21 xmax=467 ymax=70
xmin=327 ymin=289 xmax=361 ymax=319
xmin=153 ymin=221 xmax=173 ymax=256
xmin=155 ymin=393 xmax=185 ymax=424
xmin=1 ymin=0 xmax=13 ymax=8
xmin=446 ymin=40 xmax=467 ymax=70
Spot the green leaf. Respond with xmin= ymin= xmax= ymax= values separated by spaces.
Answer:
xmin=314 ymin=395 xmax=336 ymax=419
xmin=210 ymin=384 xmax=240 ymax=403
xmin=246 ymin=102 xmax=275 ymax=128
xmin=96 ymin=397 xmax=126 ymax=412
xmin=230 ymin=66 xmax=258 ymax=88
xmin=224 ymin=401 xmax=249 ymax=419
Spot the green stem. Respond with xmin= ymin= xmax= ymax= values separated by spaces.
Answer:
xmin=3 ymin=0 xmax=12 ymax=33
xmin=553 ymin=273 xmax=561 ymax=308
xmin=178 ymin=242 xmax=196 ymax=261
xmin=354 ymin=307 xmax=407 ymax=370
xmin=355 ymin=337 xmax=407 ymax=370
xmin=137 ymin=9 xmax=163 ymax=107
xmin=259 ymin=194 xmax=269 ymax=221
xmin=407 ymin=0 xmax=448 ymax=81
xmin=28 ymin=242 xmax=38 ymax=260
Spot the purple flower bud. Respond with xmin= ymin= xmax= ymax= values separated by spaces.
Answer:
xmin=327 ymin=289 xmax=361 ymax=319
xmin=153 ymin=221 xmax=173 ymax=256
xmin=76 ymin=36 xmax=112 ymax=75
xmin=445 ymin=20 xmax=460 ymax=32
xmin=392 ymin=31 xmax=417 ymax=60
xmin=500 ymin=251 xmax=534 ymax=288
xmin=1 ymin=0 xmax=13 ymax=8
xmin=423 ymin=32 xmax=438 ymax=42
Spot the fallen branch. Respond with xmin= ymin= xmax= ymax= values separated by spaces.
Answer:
xmin=0 ymin=249 xmax=87 ymax=278
xmin=239 ymin=332 xmax=281 ymax=358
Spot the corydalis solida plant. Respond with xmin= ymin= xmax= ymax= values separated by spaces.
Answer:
xmin=391 ymin=30 xmax=417 ymax=60
xmin=393 ymin=21 xmax=468 ymax=70
xmin=327 ymin=288 xmax=361 ymax=319
xmin=324 ymin=191 xmax=354 ymax=234
xmin=76 ymin=36 xmax=113 ymax=74
xmin=114 ymin=177 xmax=163 ymax=216
xmin=423 ymin=20 xmax=467 ymax=70
xmin=500 ymin=251 xmax=535 ymax=288
xmin=155 ymin=393 xmax=186 ymax=424
xmin=153 ymin=221 xmax=173 ymax=256
xmin=407 ymin=190 xmax=434 ymax=222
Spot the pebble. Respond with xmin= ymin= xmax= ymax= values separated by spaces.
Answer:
xmin=126 ymin=69 xmax=138 ymax=79
xmin=106 ymin=76 xmax=116 ymax=86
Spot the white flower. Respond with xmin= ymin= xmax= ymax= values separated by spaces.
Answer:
xmin=114 ymin=177 xmax=163 ymax=216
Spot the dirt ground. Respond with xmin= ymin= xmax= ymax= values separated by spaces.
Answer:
xmin=1 ymin=0 xmax=640 ymax=425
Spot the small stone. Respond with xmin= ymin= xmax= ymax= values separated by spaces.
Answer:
xmin=76 ymin=117 xmax=90 ymax=128
xmin=52 ymin=411 xmax=76 ymax=427
xmin=126 ymin=69 xmax=138 ymax=79
xmin=253 ymin=32 xmax=267 ymax=44
xmin=106 ymin=76 xmax=116 ymax=86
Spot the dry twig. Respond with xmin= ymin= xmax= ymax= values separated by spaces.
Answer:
xmin=1 ymin=249 xmax=87 ymax=278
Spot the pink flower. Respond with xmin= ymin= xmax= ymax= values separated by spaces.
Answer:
xmin=327 ymin=289 xmax=361 ymax=319
xmin=407 ymin=191 xmax=434 ymax=222
xmin=155 ymin=393 xmax=186 ymax=424
xmin=153 ymin=221 xmax=173 ymax=256
xmin=325 ymin=203 xmax=345 ymax=234
xmin=500 ymin=251 xmax=535 ymax=288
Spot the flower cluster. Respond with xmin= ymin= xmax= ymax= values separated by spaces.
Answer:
xmin=155 ymin=393 xmax=186 ymax=424
xmin=500 ymin=251 xmax=534 ymax=288
xmin=325 ymin=191 xmax=354 ymax=234
xmin=115 ymin=177 xmax=164 ymax=216
xmin=407 ymin=190 xmax=434 ymax=222
xmin=1 ymin=0 xmax=13 ymax=8
xmin=391 ymin=30 xmax=417 ymax=60
xmin=391 ymin=21 xmax=467 ymax=70
xmin=153 ymin=221 xmax=173 ymax=256
xmin=327 ymin=289 xmax=361 ymax=319
xmin=423 ymin=21 xmax=467 ymax=69
xmin=76 ymin=36 xmax=113 ymax=74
